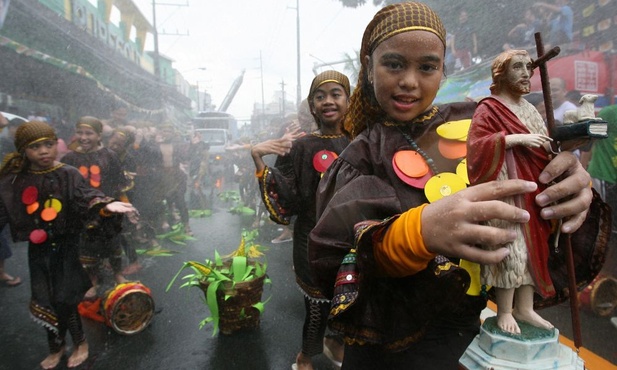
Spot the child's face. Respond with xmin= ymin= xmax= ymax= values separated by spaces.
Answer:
xmin=311 ymin=82 xmax=349 ymax=128
xmin=75 ymin=126 xmax=101 ymax=152
xmin=25 ymin=140 xmax=58 ymax=171
xmin=107 ymin=132 xmax=128 ymax=153
xmin=367 ymin=31 xmax=444 ymax=123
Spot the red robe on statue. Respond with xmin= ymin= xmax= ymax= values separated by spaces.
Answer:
xmin=467 ymin=97 xmax=555 ymax=298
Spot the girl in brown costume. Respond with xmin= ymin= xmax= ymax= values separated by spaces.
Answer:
xmin=308 ymin=3 xmax=604 ymax=369
xmin=62 ymin=116 xmax=132 ymax=298
xmin=0 ymin=121 xmax=137 ymax=369
xmin=252 ymin=70 xmax=351 ymax=370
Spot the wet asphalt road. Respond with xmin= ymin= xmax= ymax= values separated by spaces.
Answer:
xmin=0 ymin=188 xmax=615 ymax=369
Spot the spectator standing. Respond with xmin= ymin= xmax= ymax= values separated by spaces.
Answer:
xmin=129 ymin=123 xmax=165 ymax=248
xmin=156 ymin=124 xmax=191 ymax=235
xmin=533 ymin=0 xmax=574 ymax=47
xmin=0 ymin=116 xmax=24 ymax=287
xmin=187 ymin=131 xmax=210 ymax=210
xmin=504 ymin=7 xmax=543 ymax=50
xmin=451 ymin=9 xmax=478 ymax=70
xmin=107 ymin=126 xmax=143 ymax=275
xmin=550 ymin=77 xmax=577 ymax=123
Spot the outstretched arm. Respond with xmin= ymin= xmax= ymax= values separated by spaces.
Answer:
xmin=104 ymin=201 xmax=139 ymax=223
xmin=250 ymin=124 xmax=304 ymax=173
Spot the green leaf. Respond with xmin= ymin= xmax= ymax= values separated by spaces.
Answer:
xmin=166 ymin=262 xmax=192 ymax=292
xmin=214 ymin=250 xmax=222 ymax=266
xmin=241 ymin=265 xmax=255 ymax=281
xmin=252 ymin=302 xmax=265 ymax=314
xmin=231 ymin=256 xmax=248 ymax=282
xmin=206 ymin=280 xmax=222 ymax=336
xmin=240 ymin=207 xmax=255 ymax=215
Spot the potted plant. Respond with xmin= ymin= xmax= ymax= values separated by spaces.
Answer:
xmin=166 ymin=229 xmax=270 ymax=335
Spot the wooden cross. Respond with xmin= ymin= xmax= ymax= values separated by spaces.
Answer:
xmin=532 ymin=32 xmax=583 ymax=350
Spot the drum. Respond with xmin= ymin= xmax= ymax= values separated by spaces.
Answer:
xmin=578 ymin=275 xmax=617 ymax=317
xmin=103 ymin=282 xmax=155 ymax=335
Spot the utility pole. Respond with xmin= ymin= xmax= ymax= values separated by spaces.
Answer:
xmin=152 ymin=0 xmax=160 ymax=80
xmin=260 ymin=50 xmax=266 ymax=131
xmin=151 ymin=1 xmax=189 ymax=81
xmin=280 ymin=80 xmax=286 ymax=118
xmin=295 ymin=0 xmax=301 ymax=108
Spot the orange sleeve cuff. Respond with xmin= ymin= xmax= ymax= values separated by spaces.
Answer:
xmin=374 ymin=204 xmax=435 ymax=277
xmin=255 ymin=168 xmax=265 ymax=179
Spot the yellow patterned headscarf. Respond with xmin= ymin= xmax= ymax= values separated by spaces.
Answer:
xmin=345 ymin=2 xmax=446 ymax=138
xmin=1 ymin=120 xmax=57 ymax=175
xmin=308 ymin=70 xmax=351 ymax=124
xmin=308 ymin=70 xmax=351 ymax=100
xmin=76 ymin=116 xmax=103 ymax=134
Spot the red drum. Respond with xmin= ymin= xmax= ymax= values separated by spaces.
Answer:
xmin=103 ymin=282 xmax=155 ymax=335
xmin=578 ymin=275 xmax=617 ymax=317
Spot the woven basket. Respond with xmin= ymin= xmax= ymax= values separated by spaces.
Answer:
xmin=199 ymin=267 xmax=266 ymax=335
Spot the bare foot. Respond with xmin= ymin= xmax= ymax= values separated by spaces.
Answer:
xmin=513 ymin=309 xmax=554 ymax=331
xmin=67 ymin=341 xmax=88 ymax=368
xmin=323 ymin=337 xmax=344 ymax=366
xmin=40 ymin=347 xmax=65 ymax=369
xmin=83 ymin=286 xmax=98 ymax=300
xmin=294 ymin=352 xmax=314 ymax=370
xmin=115 ymin=273 xmax=128 ymax=284
xmin=497 ymin=312 xmax=521 ymax=334
xmin=122 ymin=263 xmax=142 ymax=275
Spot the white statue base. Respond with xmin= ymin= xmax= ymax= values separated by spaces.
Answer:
xmin=459 ymin=317 xmax=584 ymax=370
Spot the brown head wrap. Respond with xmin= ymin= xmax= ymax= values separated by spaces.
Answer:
xmin=344 ymin=2 xmax=446 ymax=138
xmin=15 ymin=120 xmax=57 ymax=153
xmin=113 ymin=126 xmax=136 ymax=147
xmin=76 ymin=116 xmax=103 ymax=134
xmin=308 ymin=70 xmax=351 ymax=124
xmin=308 ymin=70 xmax=351 ymax=100
xmin=1 ymin=120 xmax=57 ymax=175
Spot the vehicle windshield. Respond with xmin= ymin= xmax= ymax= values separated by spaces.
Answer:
xmin=198 ymin=130 xmax=226 ymax=146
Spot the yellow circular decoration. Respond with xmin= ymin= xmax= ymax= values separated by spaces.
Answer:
xmin=424 ymin=172 xmax=467 ymax=203
xmin=436 ymin=119 xmax=471 ymax=140
xmin=456 ymin=159 xmax=470 ymax=184
xmin=44 ymin=198 xmax=63 ymax=213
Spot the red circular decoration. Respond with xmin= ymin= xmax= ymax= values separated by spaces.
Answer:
xmin=393 ymin=162 xmax=434 ymax=189
xmin=393 ymin=150 xmax=429 ymax=178
xmin=90 ymin=165 xmax=101 ymax=175
xmin=26 ymin=202 xmax=40 ymax=215
xmin=438 ymin=138 xmax=467 ymax=159
xmin=21 ymin=186 xmax=38 ymax=205
xmin=313 ymin=150 xmax=338 ymax=173
xmin=79 ymin=166 xmax=89 ymax=178
xmin=29 ymin=229 xmax=48 ymax=244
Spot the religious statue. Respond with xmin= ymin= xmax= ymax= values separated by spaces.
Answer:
xmin=466 ymin=49 xmax=555 ymax=334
